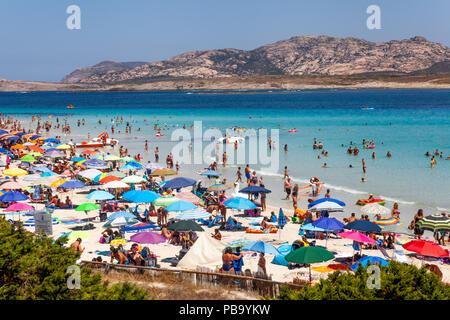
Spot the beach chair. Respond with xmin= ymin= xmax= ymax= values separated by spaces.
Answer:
xmin=392 ymin=249 xmax=409 ymax=264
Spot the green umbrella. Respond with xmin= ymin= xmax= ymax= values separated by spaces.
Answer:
xmin=119 ymin=156 xmax=138 ymax=162
xmin=167 ymin=220 xmax=204 ymax=232
xmin=67 ymin=231 xmax=91 ymax=242
xmin=154 ymin=196 xmax=180 ymax=207
xmin=20 ymin=155 xmax=37 ymax=162
xmin=28 ymin=152 xmax=43 ymax=157
xmin=75 ymin=203 xmax=100 ymax=213
xmin=285 ymin=246 xmax=335 ymax=283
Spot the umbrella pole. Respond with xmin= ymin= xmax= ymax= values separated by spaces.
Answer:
xmin=309 ymin=264 xmax=312 ymax=284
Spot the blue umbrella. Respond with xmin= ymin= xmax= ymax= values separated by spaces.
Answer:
xmin=244 ymin=241 xmax=280 ymax=255
xmin=70 ymin=157 xmax=85 ymax=162
xmin=44 ymin=138 xmax=60 ymax=143
xmin=277 ymin=244 xmax=293 ymax=256
xmin=0 ymin=148 xmax=11 ymax=154
xmin=84 ymin=159 xmax=109 ymax=169
xmin=120 ymin=224 xmax=161 ymax=233
xmin=272 ymin=254 xmax=289 ymax=266
xmin=223 ymin=197 xmax=256 ymax=210
xmin=15 ymin=132 xmax=27 ymax=136
xmin=30 ymin=135 xmax=41 ymax=140
xmin=278 ymin=208 xmax=287 ymax=229
xmin=58 ymin=180 xmax=86 ymax=189
xmin=312 ymin=217 xmax=345 ymax=231
xmin=45 ymin=148 xmax=61 ymax=152
xmin=299 ymin=223 xmax=326 ymax=232
xmin=165 ymin=200 xmax=198 ymax=212
xmin=161 ymin=177 xmax=196 ymax=190
xmin=106 ymin=211 xmax=136 ymax=221
xmin=119 ymin=162 xmax=142 ymax=170
xmin=6 ymin=137 xmax=20 ymax=141
xmin=40 ymin=171 xmax=58 ymax=177
xmin=350 ymin=256 xmax=389 ymax=271
xmin=123 ymin=190 xmax=161 ymax=203
xmin=239 ymin=186 xmax=272 ymax=194
xmin=200 ymin=170 xmax=222 ymax=177
xmin=33 ymin=185 xmax=40 ymax=199
xmin=0 ymin=191 xmax=29 ymax=202
xmin=308 ymin=197 xmax=346 ymax=208
xmin=86 ymin=190 xmax=114 ymax=201
xmin=345 ymin=220 xmax=381 ymax=233
xmin=0 ymin=130 xmax=8 ymax=134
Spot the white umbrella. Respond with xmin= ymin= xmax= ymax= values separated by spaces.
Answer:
xmin=102 ymin=181 xmax=130 ymax=189
xmin=361 ymin=203 xmax=390 ymax=216
xmin=309 ymin=201 xmax=344 ymax=212
xmin=79 ymin=169 xmax=103 ymax=180
xmin=121 ymin=175 xmax=146 ymax=184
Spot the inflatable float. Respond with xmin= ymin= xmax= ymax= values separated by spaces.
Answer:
xmin=298 ymin=183 xmax=324 ymax=196
xmin=356 ymin=198 xmax=385 ymax=206
xmin=246 ymin=227 xmax=278 ymax=234
xmin=288 ymin=129 xmax=297 ymax=133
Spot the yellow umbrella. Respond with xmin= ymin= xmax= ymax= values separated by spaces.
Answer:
xmin=56 ymin=144 xmax=71 ymax=150
xmin=311 ymin=266 xmax=335 ymax=273
xmin=110 ymin=239 xmax=127 ymax=246
xmin=105 ymin=155 xmax=120 ymax=161
xmin=75 ymin=160 xmax=86 ymax=166
xmin=3 ymin=168 xmax=28 ymax=176
xmin=50 ymin=179 xmax=67 ymax=187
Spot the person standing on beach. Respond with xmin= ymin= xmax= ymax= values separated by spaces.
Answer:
xmin=257 ymin=253 xmax=267 ymax=277
xmin=245 ymin=165 xmax=251 ymax=183
xmin=284 ymin=178 xmax=292 ymax=200
xmin=236 ymin=167 xmax=242 ymax=183
xmin=222 ymin=152 xmax=227 ymax=167
xmin=154 ymin=147 xmax=159 ymax=162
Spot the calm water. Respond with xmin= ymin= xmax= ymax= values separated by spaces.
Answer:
xmin=1 ymin=89 xmax=449 ymax=213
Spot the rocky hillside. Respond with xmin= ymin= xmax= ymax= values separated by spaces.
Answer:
xmin=62 ymin=35 xmax=450 ymax=84
xmin=61 ymin=61 xmax=147 ymax=83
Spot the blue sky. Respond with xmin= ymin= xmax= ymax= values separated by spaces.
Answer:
xmin=1 ymin=0 xmax=449 ymax=82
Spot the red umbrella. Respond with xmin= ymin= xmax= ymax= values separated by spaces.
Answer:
xmin=327 ymin=264 xmax=350 ymax=271
xmin=402 ymin=240 xmax=448 ymax=258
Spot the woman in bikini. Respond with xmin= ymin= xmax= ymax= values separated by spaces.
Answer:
xmin=222 ymin=247 xmax=242 ymax=273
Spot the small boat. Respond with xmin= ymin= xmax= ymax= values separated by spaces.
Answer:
xmin=67 ymin=104 xmax=74 ymax=109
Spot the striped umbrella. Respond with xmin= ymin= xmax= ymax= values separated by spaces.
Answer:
xmin=174 ymin=208 xmax=211 ymax=220
xmin=361 ymin=203 xmax=391 ymax=216
xmin=373 ymin=217 xmax=400 ymax=226
xmin=175 ymin=192 xmax=200 ymax=204
xmin=415 ymin=214 xmax=450 ymax=232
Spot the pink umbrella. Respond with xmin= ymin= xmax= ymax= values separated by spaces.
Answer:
xmin=175 ymin=192 xmax=200 ymax=204
xmin=5 ymin=202 xmax=35 ymax=212
xmin=1 ymin=181 xmax=22 ymax=190
xmin=338 ymin=231 xmax=376 ymax=244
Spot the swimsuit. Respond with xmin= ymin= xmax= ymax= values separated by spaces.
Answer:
xmin=222 ymin=263 xmax=233 ymax=271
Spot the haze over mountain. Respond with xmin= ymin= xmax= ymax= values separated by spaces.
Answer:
xmin=60 ymin=35 xmax=450 ymax=84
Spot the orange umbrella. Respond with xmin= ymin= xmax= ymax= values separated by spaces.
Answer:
xmin=99 ymin=175 xmax=121 ymax=184
xmin=81 ymin=150 xmax=95 ymax=155
xmin=11 ymin=144 xmax=26 ymax=150
xmin=28 ymin=145 xmax=44 ymax=153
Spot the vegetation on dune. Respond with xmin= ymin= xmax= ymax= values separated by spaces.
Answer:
xmin=0 ymin=218 xmax=147 ymax=300
xmin=277 ymin=261 xmax=450 ymax=300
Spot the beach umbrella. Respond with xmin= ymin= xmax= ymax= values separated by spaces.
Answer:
xmin=23 ymin=174 xmax=41 ymax=182
xmin=106 ymin=211 xmax=137 ymax=221
xmin=0 ymin=148 xmax=11 ymax=154
xmin=207 ymin=184 xmax=233 ymax=192
xmin=120 ymin=223 xmax=161 ymax=233
xmin=174 ymin=208 xmax=212 ymax=220
xmin=161 ymin=177 xmax=196 ymax=190
xmin=337 ymin=231 xmax=376 ymax=244
xmin=153 ymin=196 xmax=179 ymax=207
xmin=119 ymin=156 xmax=138 ymax=162
xmin=75 ymin=160 xmax=86 ymax=166
xmin=271 ymin=254 xmax=289 ymax=266
xmin=119 ymin=163 xmax=140 ymax=170
xmin=361 ymin=203 xmax=391 ymax=216
xmin=50 ymin=179 xmax=67 ymax=187
xmin=0 ymin=181 xmax=23 ymax=190
xmin=5 ymin=202 xmax=34 ymax=212
xmin=5 ymin=136 xmax=20 ymax=141
xmin=99 ymin=175 xmax=121 ymax=184
xmin=93 ymin=172 xmax=107 ymax=183
xmin=56 ymin=144 xmax=71 ymax=150
xmin=79 ymin=169 xmax=103 ymax=180
xmin=70 ymin=157 xmax=85 ymax=162
xmin=199 ymin=170 xmax=222 ymax=177
xmin=105 ymin=155 xmax=121 ymax=161
xmin=110 ymin=238 xmax=127 ymax=246
xmin=105 ymin=171 xmax=127 ymax=178
xmin=75 ymin=203 xmax=100 ymax=213
xmin=308 ymin=197 xmax=346 ymax=208
xmin=44 ymin=138 xmax=60 ymax=143
xmin=244 ymin=241 xmax=280 ymax=255
xmin=300 ymin=223 xmax=326 ymax=232
xmin=86 ymin=190 xmax=114 ymax=201
xmin=167 ymin=220 xmax=204 ymax=232
xmin=3 ymin=168 xmax=28 ymax=176
xmin=415 ymin=214 xmax=450 ymax=232
xmin=102 ymin=181 xmax=129 ymax=189
xmin=345 ymin=220 xmax=381 ymax=233
xmin=239 ymin=186 xmax=272 ymax=194
xmin=109 ymin=217 xmax=139 ymax=227
xmin=402 ymin=240 xmax=448 ymax=258
xmin=175 ymin=192 xmax=200 ymax=204
xmin=124 ymin=190 xmax=161 ymax=203
xmin=148 ymin=168 xmax=177 ymax=177
xmin=312 ymin=217 xmax=345 ymax=231
xmin=58 ymin=180 xmax=86 ymax=189
xmin=373 ymin=217 xmax=400 ymax=226
xmin=165 ymin=200 xmax=197 ymax=212
xmin=285 ymin=246 xmax=335 ymax=283
xmin=29 ymin=166 xmax=51 ymax=173
xmin=309 ymin=201 xmax=344 ymax=212
xmin=121 ymin=175 xmax=146 ymax=184
xmin=26 ymin=152 xmax=43 ymax=157
xmin=81 ymin=150 xmax=95 ymax=155
xmin=11 ymin=144 xmax=26 ymax=150
xmin=19 ymin=155 xmax=36 ymax=162
xmin=350 ymin=256 xmax=389 ymax=271
xmin=84 ymin=159 xmax=109 ymax=169
xmin=130 ymin=232 xmax=166 ymax=244
xmin=223 ymin=197 xmax=256 ymax=210
xmin=24 ymin=217 xmax=61 ymax=227
xmin=0 ymin=191 xmax=29 ymax=202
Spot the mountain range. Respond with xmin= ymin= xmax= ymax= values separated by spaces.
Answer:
xmin=61 ymin=35 xmax=450 ymax=84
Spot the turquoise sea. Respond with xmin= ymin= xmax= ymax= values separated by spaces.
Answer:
xmin=1 ymin=89 xmax=449 ymax=221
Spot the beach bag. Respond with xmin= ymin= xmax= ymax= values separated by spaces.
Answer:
xmin=99 ymin=237 xmax=105 ymax=244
